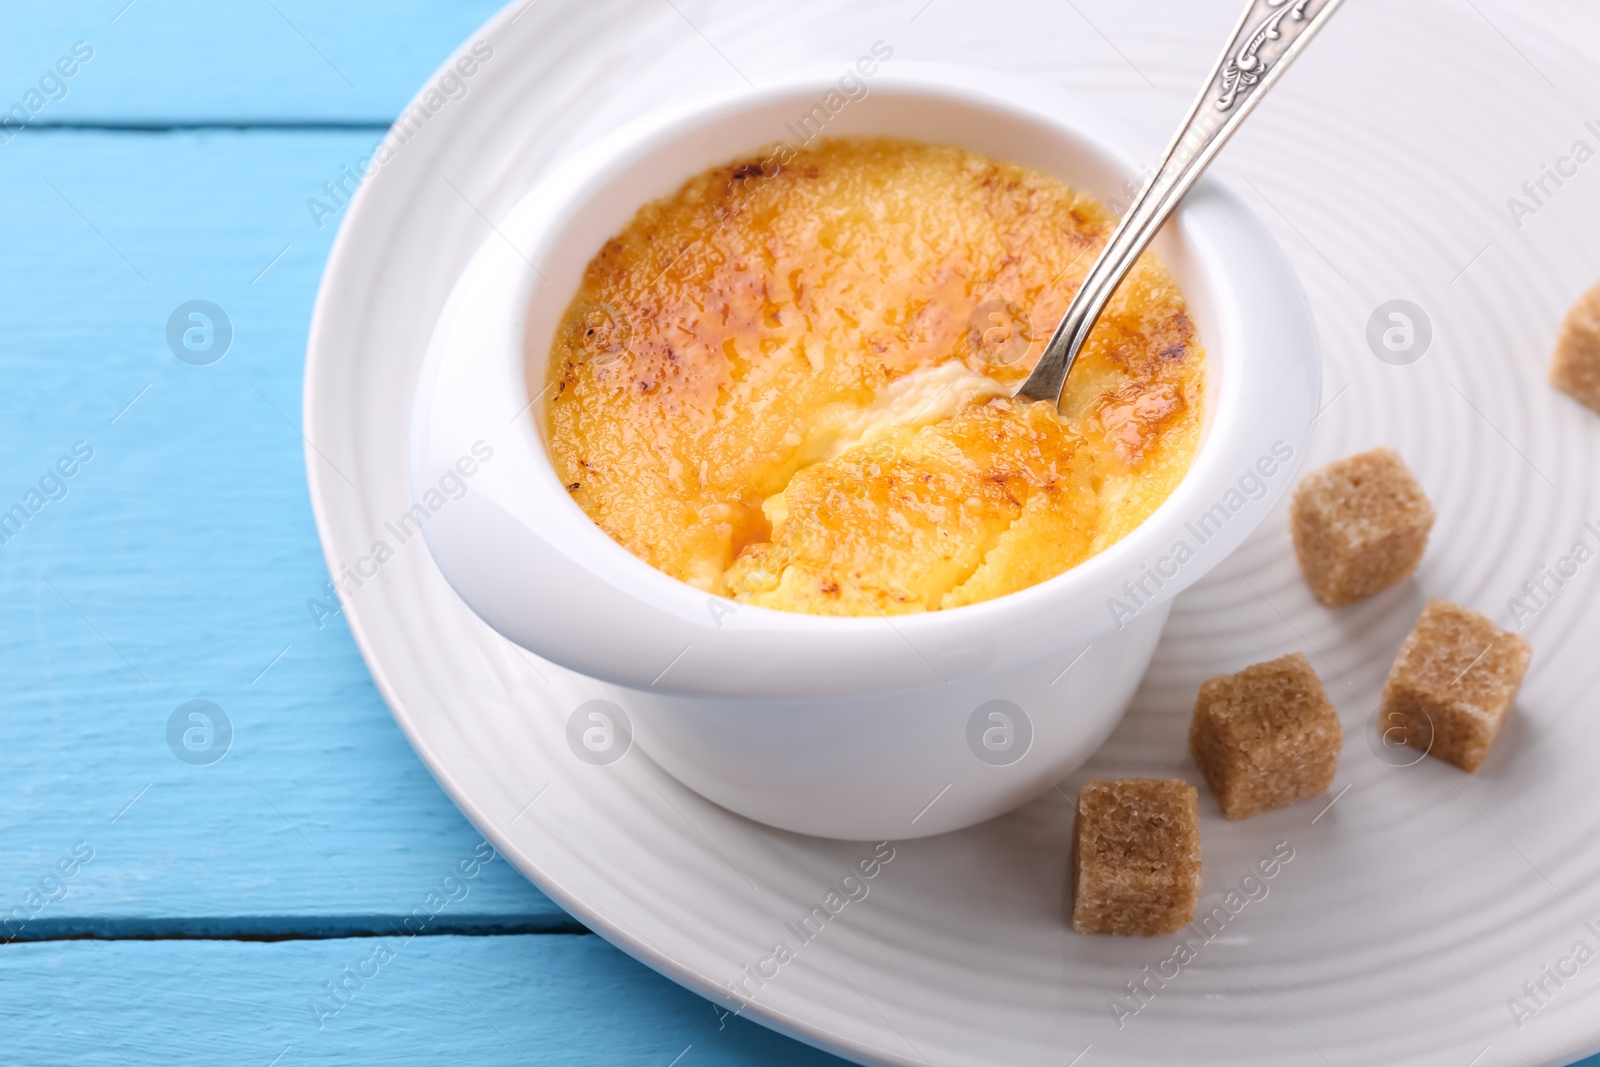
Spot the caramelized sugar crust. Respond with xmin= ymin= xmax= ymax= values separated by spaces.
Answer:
xmin=543 ymin=137 xmax=1205 ymax=614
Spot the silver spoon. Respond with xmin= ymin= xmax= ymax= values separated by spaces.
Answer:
xmin=1016 ymin=0 xmax=1345 ymax=406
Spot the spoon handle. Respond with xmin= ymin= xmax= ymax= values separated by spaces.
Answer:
xmin=1015 ymin=0 xmax=1345 ymax=406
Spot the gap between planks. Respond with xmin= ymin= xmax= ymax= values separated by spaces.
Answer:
xmin=14 ymin=120 xmax=393 ymax=133
xmin=3 ymin=915 xmax=588 ymax=945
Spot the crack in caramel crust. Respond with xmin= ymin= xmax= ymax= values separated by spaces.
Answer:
xmin=543 ymin=137 xmax=1206 ymax=615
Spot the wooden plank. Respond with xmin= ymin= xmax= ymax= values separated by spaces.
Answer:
xmin=0 ymin=934 xmax=850 ymax=1065
xmin=0 ymin=128 xmax=565 ymax=930
xmin=0 ymin=0 xmax=506 ymax=125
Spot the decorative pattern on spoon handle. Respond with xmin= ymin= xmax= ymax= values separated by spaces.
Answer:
xmin=1217 ymin=0 xmax=1318 ymax=111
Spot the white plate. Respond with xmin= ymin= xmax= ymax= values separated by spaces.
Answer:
xmin=304 ymin=1 xmax=1600 ymax=1064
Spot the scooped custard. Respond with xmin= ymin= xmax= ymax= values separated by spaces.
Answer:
xmin=542 ymin=137 xmax=1204 ymax=616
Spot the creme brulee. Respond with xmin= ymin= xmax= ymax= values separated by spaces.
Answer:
xmin=541 ymin=137 xmax=1204 ymax=616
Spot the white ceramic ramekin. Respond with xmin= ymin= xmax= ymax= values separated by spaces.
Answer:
xmin=410 ymin=64 xmax=1319 ymax=840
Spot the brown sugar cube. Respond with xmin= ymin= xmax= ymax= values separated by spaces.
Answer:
xmin=1189 ymin=652 xmax=1342 ymax=820
xmin=1551 ymin=280 xmax=1600 ymax=415
xmin=1289 ymin=447 xmax=1435 ymax=607
xmin=1070 ymin=778 xmax=1200 ymax=936
xmin=1379 ymin=599 xmax=1533 ymax=772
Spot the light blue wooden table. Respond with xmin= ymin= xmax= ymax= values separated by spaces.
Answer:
xmin=0 ymin=3 xmax=847 ymax=1062
xmin=1 ymin=4 xmax=1593 ymax=1066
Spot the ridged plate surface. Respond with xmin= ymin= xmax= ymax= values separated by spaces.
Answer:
xmin=304 ymin=1 xmax=1600 ymax=1063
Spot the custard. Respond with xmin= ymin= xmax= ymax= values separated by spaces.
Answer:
xmin=542 ymin=137 xmax=1204 ymax=616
